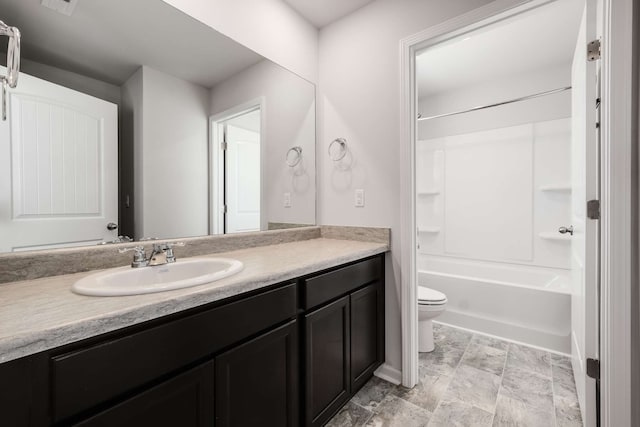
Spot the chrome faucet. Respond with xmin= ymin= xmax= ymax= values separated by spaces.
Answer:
xmin=148 ymin=242 xmax=184 ymax=265
xmin=119 ymin=242 xmax=185 ymax=268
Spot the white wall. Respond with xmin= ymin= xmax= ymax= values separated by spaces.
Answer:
xmin=318 ymin=0 xmax=494 ymax=378
xmin=121 ymin=69 xmax=143 ymax=238
xmin=161 ymin=0 xmax=318 ymax=84
xmin=137 ymin=66 xmax=210 ymax=239
xmin=210 ymin=60 xmax=316 ymax=227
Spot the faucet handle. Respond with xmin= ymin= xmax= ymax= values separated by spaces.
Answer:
xmin=118 ymin=246 xmax=148 ymax=268
xmin=152 ymin=242 xmax=185 ymax=263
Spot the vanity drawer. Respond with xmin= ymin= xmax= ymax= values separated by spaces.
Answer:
xmin=51 ymin=282 xmax=297 ymax=422
xmin=303 ymin=256 xmax=382 ymax=310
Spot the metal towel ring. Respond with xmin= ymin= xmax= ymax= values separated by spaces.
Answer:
xmin=328 ymin=138 xmax=347 ymax=161
xmin=286 ymin=146 xmax=302 ymax=167
xmin=0 ymin=20 xmax=21 ymax=121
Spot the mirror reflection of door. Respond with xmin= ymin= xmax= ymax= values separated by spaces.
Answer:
xmin=219 ymin=108 xmax=261 ymax=234
xmin=0 ymin=69 xmax=118 ymax=252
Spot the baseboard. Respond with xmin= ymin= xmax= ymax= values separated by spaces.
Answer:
xmin=374 ymin=363 xmax=402 ymax=385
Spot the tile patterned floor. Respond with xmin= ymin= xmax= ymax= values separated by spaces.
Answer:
xmin=327 ymin=323 xmax=583 ymax=427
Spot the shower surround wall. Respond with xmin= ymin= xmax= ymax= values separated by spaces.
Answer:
xmin=417 ymin=68 xmax=573 ymax=353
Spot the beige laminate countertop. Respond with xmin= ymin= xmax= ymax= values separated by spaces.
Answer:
xmin=0 ymin=238 xmax=388 ymax=364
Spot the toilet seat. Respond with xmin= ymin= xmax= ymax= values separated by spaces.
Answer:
xmin=418 ymin=286 xmax=447 ymax=305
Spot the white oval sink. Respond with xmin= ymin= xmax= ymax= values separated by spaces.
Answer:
xmin=72 ymin=258 xmax=244 ymax=296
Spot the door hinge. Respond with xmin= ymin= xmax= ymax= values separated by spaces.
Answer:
xmin=223 ymin=205 xmax=227 ymax=214
xmin=221 ymin=141 xmax=228 ymax=151
xmin=587 ymin=358 xmax=600 ymax=380
xmin=587 ymin=199 xmax=600 ymax=220
xmin=587 ymin=39 xmax=601 ymax=61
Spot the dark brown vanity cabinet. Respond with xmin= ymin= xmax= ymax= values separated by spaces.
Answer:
xmin=0 ymin=254 xmax=385 ymax=427
xmin=303 ymin=256 xmax=385 ymax=427
xmin=75 ymin=322 xmax=299 ymax=427
xmin=350 ymin=283 xmax=385 ymax=391
xmin=305 ymin=296 xmax=351 ymax=427
xmin=215 ymin=320 xmax=298 ymax=427
xmin=74 ymin=361 xmax=215 ymax=427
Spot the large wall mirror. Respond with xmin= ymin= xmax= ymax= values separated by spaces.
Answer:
xmin=0 ymin=0 xmax=316 ymax=253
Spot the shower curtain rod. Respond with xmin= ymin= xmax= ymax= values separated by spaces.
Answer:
xmin=417 ymin=86 xmax=572 ymax=121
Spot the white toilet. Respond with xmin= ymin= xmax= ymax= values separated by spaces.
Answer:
xmin=418 ymin=286 xmax=447 ymax=352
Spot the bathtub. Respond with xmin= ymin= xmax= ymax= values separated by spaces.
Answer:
xmin=418 ymin=256 xmax=571 ymax=353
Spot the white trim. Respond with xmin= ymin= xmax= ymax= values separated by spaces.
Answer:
xmin=399 ymin=25 xmax=418 ymax=389
xmin=209 ymin=97 xmax=266 ymax=234
xmin=209 ymin=117 xmax=224 ymax=235
xmin=374 ymin=363 xmax=402 ymax=386
xmin=399 ymin=0 xmax=547 ymax=390
xmin=599 ymin=0 xmax=634 ymax=425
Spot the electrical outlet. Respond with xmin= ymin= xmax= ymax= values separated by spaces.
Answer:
xmin=355 ymin=189 xmax=365 ymax=207
xmin=284 ymin=192 xmax=291 ymax=208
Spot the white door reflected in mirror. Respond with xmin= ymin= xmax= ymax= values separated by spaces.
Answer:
xmin=225 ymin=109 xmax=261 ymax=234
xmin=0 ymin=69 xmax=118 ymax=252
xmin=211 ymin=105 xmax=263 ymax=235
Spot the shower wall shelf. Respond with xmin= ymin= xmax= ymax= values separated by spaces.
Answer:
xmin=418 ymin=227 xmax=441 ymax=233
xmin=539 ymin=184 xmax=572 ymax=192
xmin=539 ymin=232 xmax=571 ymax=242
xmin=417 ymin=190 xmax=440 ymax=196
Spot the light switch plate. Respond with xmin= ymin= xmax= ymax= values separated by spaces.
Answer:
xmin=355 ymin=189 xmax=365 ymax=207
xmin=284 ymin=192 xmax=291 ymax=208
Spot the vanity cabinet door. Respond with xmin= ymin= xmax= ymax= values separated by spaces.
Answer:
xmin=305 ymin=296 xmax=351 ymax=427
xmin=74 ymin=361 xmax=214 ymax=427
xmin=215 ymin=320 xmax=298 ymax=427
xmin=350 ymin=281 xmax=384 ymax=391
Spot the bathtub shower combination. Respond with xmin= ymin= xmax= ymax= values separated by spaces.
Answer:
xmin=416 ymin=118 xmax=573 ymax=354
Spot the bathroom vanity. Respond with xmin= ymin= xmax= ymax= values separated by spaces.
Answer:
xmin=0 ymin=236 xmax=387 ymax=427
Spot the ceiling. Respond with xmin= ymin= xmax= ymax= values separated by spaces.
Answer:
xmin=0 ymin=0 xmax=264 ymax=87
xmin=282 ymin=0 xmax=375 ymax=28
xmin=416 ymin=0 xmax=584 ymax=97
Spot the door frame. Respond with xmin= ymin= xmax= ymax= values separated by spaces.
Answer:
xmin=598 ymin=0 xmax=635 ymax=425
xmin=399 ymin=1 xmax=635 ymax=425
xmin=209 ymin=97 xmax=266 ymax=234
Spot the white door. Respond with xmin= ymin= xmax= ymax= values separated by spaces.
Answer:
xmin=0 ymin=69 xmax=118 ymax=252
xmin=224 ymin=111 xmax=260 ymax=234
xmin=570 ymin=2 xmax=598 ymax=425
